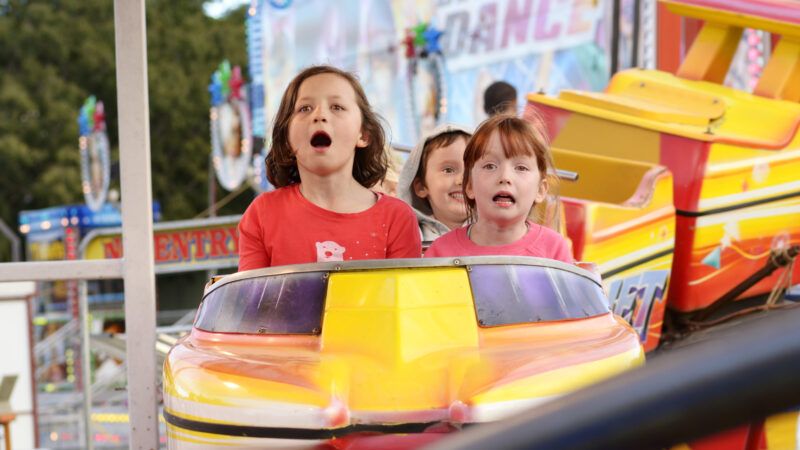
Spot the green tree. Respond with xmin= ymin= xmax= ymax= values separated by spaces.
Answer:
xmin=0 ymin=0 xmax=249 ymax=261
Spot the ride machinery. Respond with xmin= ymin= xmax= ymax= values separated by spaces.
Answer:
xmin=163 ymin=0 xmax=800 ymax=448
xmin=526 ymin=0 xmax=800 ymax=448
xmin=530 ymin=0 xmax=800 ymax=350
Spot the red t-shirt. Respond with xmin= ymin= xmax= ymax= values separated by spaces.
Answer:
xmin=238 ymin=184 xmax=422 ymax=270
xmin=424 ymin=222 xmax=573 ymax=263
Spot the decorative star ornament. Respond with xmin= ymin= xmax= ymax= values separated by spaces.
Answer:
xmin=412 ymin=22 xmax=428 ymax=47
xmin=423 ymin=25 xmax=443 ymax=54
xmin=403 ymin=28 xmax=416 ymax=59
xmin=208 ymin=73 xmax=223 ymax=106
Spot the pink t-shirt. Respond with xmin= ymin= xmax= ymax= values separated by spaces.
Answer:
xmin=424 ymin=222 xmax=573 ymax=263
xmin=238 ymin=184 xmax=422 ymax=270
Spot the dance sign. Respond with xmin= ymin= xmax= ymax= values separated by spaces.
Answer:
xmin=435 ymin=0 xmax=601 ymax=71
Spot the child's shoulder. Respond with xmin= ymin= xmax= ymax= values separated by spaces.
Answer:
xmin=376 ymin=193 xmax=416 ymax=214
xmin=436 ymin=226 xmax=467 ymax=242
xmin=424 ymin=226 xmax=468 ymax=257
xmin=532 ymin=222 xmax=562 ymax=238
xmin=253 ymin=184 xmax=297 ymax=204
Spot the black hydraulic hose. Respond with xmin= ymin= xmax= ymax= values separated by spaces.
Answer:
xmin=692 ymin=245 xmax=799 ymax=322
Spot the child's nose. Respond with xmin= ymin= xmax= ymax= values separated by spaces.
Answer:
xmin=498 ymin=165 xmax=513 ymax=184
xmin=312 ymin=106 xmax=328 ymax=122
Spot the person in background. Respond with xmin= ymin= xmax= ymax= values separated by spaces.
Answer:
xmin=398 ymin=124 xmax=472 ymax=242
xmin=372 ymin=145 xmax=404 ymax=197
xmin=425 ymin=115 xmax=572 ymax=263
xmin=483 ymin=80 xmax=518 ymax=116
xmin=237 ymin=65 xmax=421 ymax=270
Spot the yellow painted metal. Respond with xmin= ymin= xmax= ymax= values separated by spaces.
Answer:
xmin=661 ymin=0 xmax=800 ymax=39
xmin=547 ymin=111 xmax=662 ymax=164
xmin=555 ymin=148 xmax=668 ymax=205
xmin=754 ymin=37 xmax=800 ymax=102
xmin=559 ymin=78 xmax=725 ymax=126
xmin=321 ymin=267 xmax=482 ymax=411
xmin=470 ymin=345 xmax=644 ymax=404
xmin=765 ymin=410 xmax=800 ymax=449
xmin=163 ymin=353 xmax=331 ymax=409
xmin=676 ymin=22 xmax=742 ymax=83
xmin=554 ymin=149 xmax=675 ymax=269
xmin=166 ymin=425 xmax=244 ymax=447
xmin=700 ymin=140 xmax=800 ymax=211
xmin=692 ymin=197 xmax=800 ymax=271
xmin=531 ymin=69 xmax=800 ymax=149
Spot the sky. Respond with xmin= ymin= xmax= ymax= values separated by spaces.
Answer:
xmin=204 ymin=0 xmax=250 ymax=18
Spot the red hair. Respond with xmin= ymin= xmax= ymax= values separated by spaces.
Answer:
xmin=462 ymin=114 xmax=556 ymax=222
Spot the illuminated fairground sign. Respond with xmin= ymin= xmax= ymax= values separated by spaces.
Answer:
xmin=247 ymin=0 xmax=606 ymax=146
xmin=80 ymin=216 xmax=240 ymax=274
xmin=209 ymin=61 xmax=253 ymax=192
xmin=78 ymin=96 xmax=111 ymax=211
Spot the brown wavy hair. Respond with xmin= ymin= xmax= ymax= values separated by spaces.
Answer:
xmin=462 ymin=114 xmax=557 ymax=223
xmin=266 ymin=65 xmax=388 ymax=188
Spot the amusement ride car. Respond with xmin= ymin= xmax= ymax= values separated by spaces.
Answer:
xmin=164 ymin=0 xmax=800 ymax=448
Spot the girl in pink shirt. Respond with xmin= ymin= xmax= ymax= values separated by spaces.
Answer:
xmin=238 ymin=66 xmax=421 ymax=270
xmin=425 ymin=115 xmax=572 ymax=263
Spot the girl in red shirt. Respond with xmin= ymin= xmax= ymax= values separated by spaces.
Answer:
xmin=425 ymin=115 xmax=572 ymax=262
xmin=238 ymin=66 xmax=421 ymax=270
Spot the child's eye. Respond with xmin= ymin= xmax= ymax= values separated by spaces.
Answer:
xmin=332 ymin=104 xmax=345 ymax=111
xmin=515 ymin=165 xmax=530 ymax=172
xmin=297 ymin=105 xmax=312 ymax=113
xmin=442 ymin=166 xmax=456 ymax=174
xmin=482 ymin=163 xmax=496 ymax=170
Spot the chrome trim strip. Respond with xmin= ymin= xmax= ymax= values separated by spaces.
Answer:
xmin=204 ymin=256 xmax=600 ymax=297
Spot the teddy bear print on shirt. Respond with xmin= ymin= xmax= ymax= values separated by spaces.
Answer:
xmin=316 ymin=241 xmax=346 ymax=262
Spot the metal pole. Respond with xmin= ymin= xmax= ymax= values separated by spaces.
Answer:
xmin=0 ymin=260 xmax=123 ymax=282
xmin=113 ymin=0 xmax=159 ymax=448
xmin=207 ymin=155 xmax=217 ymax=279
xmin=209 ymin=153 xmax=217 ymax=218
xmin=610 ymin=0 xmax=621 ymax=75
xmin=0 ymin=217 xmax=21 ymax=262
xmin=79 ymin=280 xmax=93 ymax=450
xmin=632 ymin=0 xmax=642 ymax=67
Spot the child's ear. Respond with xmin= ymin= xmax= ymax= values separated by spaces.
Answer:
xmin=465 ymin=181 xmax=475 ymax=200
xmin=413 ymin=179 xmax=429 ymax=198
xmin=535 ymin=177 xmax=549 ymax=203
xmin=356 ymin=131 xmax=369 ymax=148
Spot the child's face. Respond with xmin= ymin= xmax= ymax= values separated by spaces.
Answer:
xmin=288 ymin=73 xmax=368 ymax=179
xmin=466 ymin=130 xmax=547 ymax=227
xmin=414 ymin=137 xmax=468 ymax=230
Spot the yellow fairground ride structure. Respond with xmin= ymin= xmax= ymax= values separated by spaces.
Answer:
xmin=530 ymin=0 xmax=800 ymax=351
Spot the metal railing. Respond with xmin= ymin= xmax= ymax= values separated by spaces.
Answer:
xmin=0 ymin=1 xmax=158 ymax=448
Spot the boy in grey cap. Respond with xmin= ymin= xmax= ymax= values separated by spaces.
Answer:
xmin=398 ymin=124 xmax=473 ymax=243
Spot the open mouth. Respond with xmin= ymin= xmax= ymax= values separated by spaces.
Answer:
xmin=310 ymin=131 xmax=332 ymax=148
xmin=449 ymin=192 xmax=465 ymax=202
xmin=492 ymin=193 xmax=515 ymax=206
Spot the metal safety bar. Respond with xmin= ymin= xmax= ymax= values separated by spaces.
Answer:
xmin=427 ymin=306 xmax=800 ymax=450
